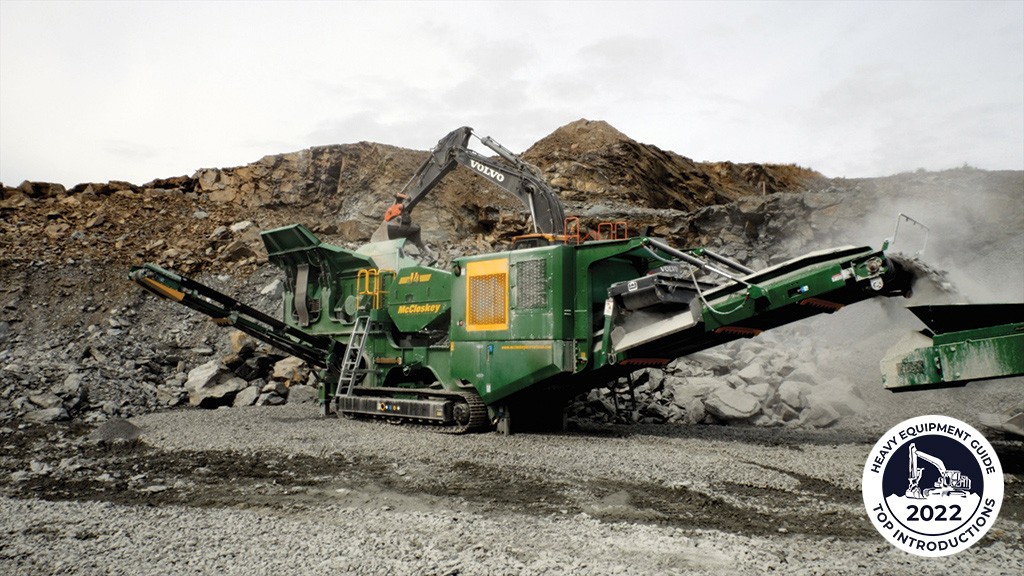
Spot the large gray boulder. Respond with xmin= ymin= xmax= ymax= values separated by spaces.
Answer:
xmin=232 ymin=386 xmax=260 ymax=407
xmin=286 ymin=384 xmax=318 ymax=404
xmin=670 ymin=376 xmax=721 ymax=404
xmin=28 ymin=392 xmax=63 ymax=409
xmin=185 ymin=360 xmax=222 ymax=391
xmin=675 ymin=395 xmax=706 ymax=425
xmin=256 ymin=392 xmax=286 ymax=406
xmin=704 ymin=387 xmax=760 ymax=420
xmin=190 ymin=376 xmax=247 ymax=407
xmin=685 ymin=350 xmax=733 ymax=368
xmin=261 ymin=380 xmax=288 ymax=395
xmin=785 ymin=365 xmax=823 ymax=386
xmin=778 ymin=380 xmax=809 ymax=409
xmin=801 ymin=402 xmax=841 ymax=428
xmin=23 ymin=406 xmax=67 ymax=423
xmin=185 ymin=360 xmax=247 ymax=407
xmin=745 ymin=382 xmax=772 ymax=402
xmin=736 ymin=362 xmax=766 ymax=384
xmin=272 ymin=356 xmax=305 ymax=382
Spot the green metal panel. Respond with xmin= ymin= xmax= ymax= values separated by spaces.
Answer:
xmin=570 ymin=239 xmax=662 ymax=368
xmin=882 ymin=304 xmax=1024 ymax=390
xmin=881 ymin=333 xmax=945 ymax=388
xmin=387 ymin=266 xmax=452 ymax=333
xmin=938 ymin=333 xmax=1024 ymax=382
xmin=882 ymin=333 xmax=1024 ymax=389
xmin=263 ymin=224 xmax=375 ymax=338
xmin=448 ymin=243 xmax=592 ymax=400
xmin=570 ymin=240 xmax=655 ymax=337
xmin=451 ymin=339 xmax=569 ymax=403
xmin=690 ymin=248 xmax=897 ymax=332
xmin=261 ymin=223 xmax=320 ymax=254
xmin=451 ymin=246 xmax=564 ymax=342
xmin=698 ymin=259 xmax=850 ymax=330
xmin=506 ymin=246 xmax=574 ymax=340
xmin=449 ymin=241 xmax=650 ymax=389
xmin=364 ymin=339 xmax=457 ymax=390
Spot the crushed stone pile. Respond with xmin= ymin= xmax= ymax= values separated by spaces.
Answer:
xmin=569 ymin=331 xmax=865 ymax=430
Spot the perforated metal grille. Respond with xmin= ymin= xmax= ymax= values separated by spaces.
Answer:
xmin=468 ymin=273 xmax=507 ymax=327
xmin=517 ymin=259 xmax=547 ymax=308
xmin=465 ymin=259 xmax=509 ymax=331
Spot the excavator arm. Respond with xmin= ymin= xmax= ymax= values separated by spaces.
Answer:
xmin=373 ymin=126 xmax=565 ymax=244
xmin=382 ymin=127 xmax=472 ymax=225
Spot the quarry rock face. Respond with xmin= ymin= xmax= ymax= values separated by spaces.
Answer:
xmin=1 ymin=118 xmax=1021 ymax=428
xmin=524 ymin=119 xmax=823 ymax=212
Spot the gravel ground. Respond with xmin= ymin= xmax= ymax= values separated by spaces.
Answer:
xmin=2 ymin=404 xmax=1021 ymax=574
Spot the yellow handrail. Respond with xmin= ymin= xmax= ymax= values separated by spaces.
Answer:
xmin=356 ymin=268 xmax=396 ymax=309
xmin=357 ymin=269 xmax=381 ymax=309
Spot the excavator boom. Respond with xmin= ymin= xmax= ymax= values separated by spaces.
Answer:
xmin=374 ymin=127 xmax=565 ymax=244
xmin=914 ymin=447 xmax=947 ymax=475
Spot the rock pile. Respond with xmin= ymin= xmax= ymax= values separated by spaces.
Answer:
xmin=174 ymin=332 xmax=318 ymax=409
xmin=0 ymin=259 xmax=306 ymax=425
xmin=569 ymin=331 xmax=866 ymax=429
xmin=0 ymin=178 xmax=283 ymax=280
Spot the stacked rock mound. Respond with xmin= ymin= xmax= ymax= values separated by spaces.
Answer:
xmin=173 ymin=332 xmax=317 ymax=410
xmin=569 ymin=331 xmax=864 ymax=429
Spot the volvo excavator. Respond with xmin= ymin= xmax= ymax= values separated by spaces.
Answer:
xmin=371 ymin=126 xmax=565 ymax=251
xmin=130 ymin=126 xmax=1024 ymax=434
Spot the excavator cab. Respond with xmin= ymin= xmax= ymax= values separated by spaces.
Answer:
xmin=510 ymin=217 xmax=588 ymax=250
xmin=510 ymin=234 xmax=560 ymax=250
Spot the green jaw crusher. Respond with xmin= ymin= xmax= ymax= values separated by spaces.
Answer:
xmin=132 ymin=221 xmax=916 ymax=433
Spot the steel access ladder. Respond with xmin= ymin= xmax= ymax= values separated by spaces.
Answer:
xmin=337 ymin=312 xmax=373 ymax=397
xmin=337 ymin=268 xmax=387 ymax=398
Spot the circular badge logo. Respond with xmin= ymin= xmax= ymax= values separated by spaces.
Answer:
xmin=862 ymin=415 xmax=1003 ymax=557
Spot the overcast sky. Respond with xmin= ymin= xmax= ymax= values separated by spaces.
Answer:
xmin=1 ymin=1 xmax=1022 ymax=187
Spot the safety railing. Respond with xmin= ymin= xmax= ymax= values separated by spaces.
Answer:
xmin=563 ymin=217 xmax=581 ymax=244
xmin=597 ymin=221 xmax=628 ymax=240
xmin=356 ymin=268 xmax=393 ymax=310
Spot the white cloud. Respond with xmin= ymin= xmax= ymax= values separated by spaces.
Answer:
xmin=1 ymin=1 xmax=1021 ymax=186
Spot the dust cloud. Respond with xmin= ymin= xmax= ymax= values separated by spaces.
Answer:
xmin=735 ymin=168 xmax=1023 ymax=434
xmin=828 ymin=168 xmax=1023 ymax=304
